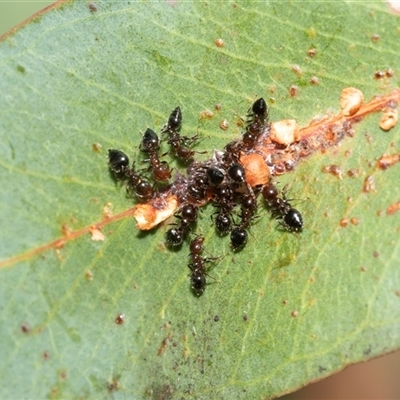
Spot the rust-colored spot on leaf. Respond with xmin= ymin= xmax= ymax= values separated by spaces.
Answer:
xmin=340 ymin=218 xmax=349 ymax=227
xmin=386 ymin=201 xmax=400 ymax=215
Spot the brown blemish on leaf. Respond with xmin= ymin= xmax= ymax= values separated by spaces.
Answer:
xmin=371 ymin=33 xmax=380 ymax=42
xmin=386 ymin=68 xmax=394 ymax=78
xmin=363 ymin=175 xmax=376 ymax=193
xmin=85 ymin=270 xmax=94 ymax=281
xmin=158 ymin=337 xmax=170 ymax=356
xmin=340 ymin=218 xmax=349 ymax=227
xmin=377 ymin=153 xmax=400 ymax=169
xmin=43 ymin=350 xmax=50 ymax=360
xmin=350 ymin=217 xmax=359 ymax=225
xmin=88 ymin=2 xmax=98 ymax=12
xmin=322 ymin=164 xmax=342 ymax=179
xmin=291 ymin=64 xmax=302 ymax=76
xmin=92 ymin=142 xmax=102 ymax=152
xmin=310 ymin=76 xmax=319 ymax=85
xmin=199 ymin=109 xmax=214 ymax=120
xmin=103 ymin=202 xmax=113 ymax=219
xmin=21 ymin=323 xmax=31 ymax=333
xmin=347 ymin=168 xmax=359 ymax=178
xmin=219 ymin=119 xmax=229 ymax=130
xmin=374 ymin=70 xmax=385 ymax=80
xmin=107 ymin=379 xmax=121 ymax=392
xmin=386 ymin=201 xmax=400 ymax=215
xmin=307 ymin=48 xmax=317 ymax=57
xmin=115 ymin=314 xmax=125 ymax=325
xmin=214 ymin=103 xmax=222 ymax=111
xmin=59 ymin=370 xmax=67 ymax=380
xmin=373 ymin=251 xmax=379 ymax=258
xmin=89 ymin=226 xmax=105 ymax=241
xmin=215 ymin=38 xmax=224 ymax=47
xmin=289 ymin=85 xmax=299 ymax=97
xmin=291 ymin=310 xmax=299 ymax=317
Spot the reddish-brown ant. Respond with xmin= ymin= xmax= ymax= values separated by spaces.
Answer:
xmin=162 ymin=106 xmax=199 ymax=162
xmin=188 ymin=235 xmax=218 ymax=296
xmin=141 ymin=128 xmax=171 ymax=182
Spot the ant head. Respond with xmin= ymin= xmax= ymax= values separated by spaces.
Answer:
xmin=141 ymin=128 xmax=159 ymax=152
xmin=108 ymin=149 xmax=130 ymax=175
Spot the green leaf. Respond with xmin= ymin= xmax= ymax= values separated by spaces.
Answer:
xmin=1 ymin=1 xmax=399 ymax=399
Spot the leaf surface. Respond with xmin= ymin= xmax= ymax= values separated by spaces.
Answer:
xmin=1 ymin=1 xmax=400 ymax=399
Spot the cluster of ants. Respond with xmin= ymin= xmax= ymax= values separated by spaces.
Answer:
xmin=108 ymin=98 xmax=303 ymax=296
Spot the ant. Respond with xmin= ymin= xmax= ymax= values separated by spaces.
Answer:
xmin=211 ymin=183 xmax=236 ymax=235
xmin=162 ymin=106 xmax=199 ymax=162
xmin=165 ymin=203 xmax=199 ymax=247
xmin=188 ymin=235 xmax=218 ymax=296
xmin=141 ymin=128 xmax=171 ymax=182
xmin=186 ymin=167 xmax=210 ymax=203
xmin=230 ymin=191 xmax=258 ymax=251
xmin=242 ymin=97 xmax=269 ymax=150
xmin=261 ymin=183 xmax=303 ymax=232
xmin=206 ymin=167 xmax=224 ymax=186
xmin=108 ymin=149 xmax=154 ymax=202
xmin=222 ymin=140 xmax=241 ymax=166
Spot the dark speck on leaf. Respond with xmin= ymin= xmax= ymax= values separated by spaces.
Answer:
xmin=88 ymin=2 xmax=98 ymax=12
xmin=214 ymin=315 xmax=219 ymax=322
xmin=115 ymin=314 xmax=125 ymax=325
xmin=108 ymin=379 xmax=120 ymax=392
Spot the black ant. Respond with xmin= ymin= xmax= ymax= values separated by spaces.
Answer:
xmin=108 ymin=149 xmax=154 ymax=202
xmin=230 ymin=191 xmax=258 ymax=251
xmin=261 ymin=183 xmax=303 ymax=232
xmin=212 ymin=183 xmax=236 ymax=235
xmin=206 ymin=167 xmax=224 ymax=186
xmin=186 ymin=167 xmax=210 ymax=203
xmin=242 ymin=97 xmax=269 ymax=150
xmin=165 ymin=203 xmax=199 ymax=247
xmin=222 ymin=140 xmax=241 ymax=166
xmin=188 ymin=235 xmax=218 ymax=296
xmin=108 ymin=148 xmax=130 ymax=177
xmin=141 ymin=128 xmax=171 ymax=182
xmin=162 ymin=106 xmax=199 ymax=162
